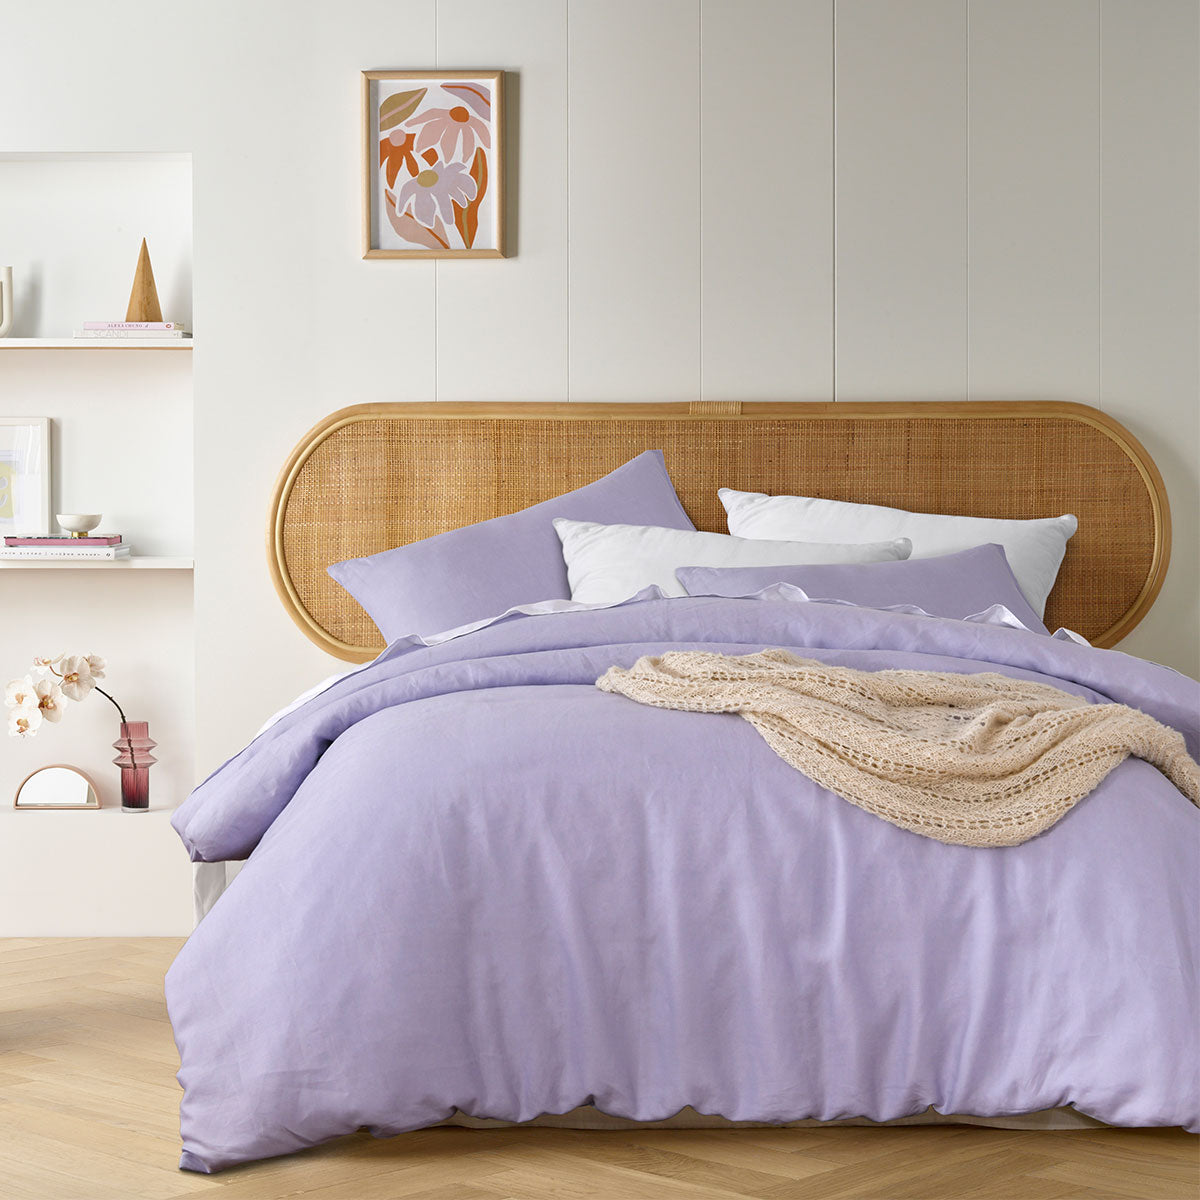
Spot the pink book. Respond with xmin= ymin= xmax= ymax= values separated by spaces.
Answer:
xmin=82 ymin=321 xmax=185 ymax=330
xmin=5 ymin=535 xmax=123 ymax=546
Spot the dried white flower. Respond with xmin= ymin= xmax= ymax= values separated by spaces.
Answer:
xmin=32 ymin=677 xmax=66 ymax=723
xmin=5 ymin=677 xmax=36 ymax=709
xmin=7 ymin=702 xmax=42 ymax=738
xmin=57 ymin=655 xmax=98 ymax=702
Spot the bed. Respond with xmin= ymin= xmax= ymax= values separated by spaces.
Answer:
xmin=167 ymin=401 xmax=1197 ymax=1173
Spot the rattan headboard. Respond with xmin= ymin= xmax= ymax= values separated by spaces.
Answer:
xmin=268 ymin=401 xmax=1170 ymax=662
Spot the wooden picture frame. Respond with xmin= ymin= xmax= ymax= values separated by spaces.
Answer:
xmin=362 ymin=70 xmax=506 ymax=259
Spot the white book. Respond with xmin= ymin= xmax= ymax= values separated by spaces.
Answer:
xmin=82 ymin=321 xmax=186 ymax=330
xmin=0 ymin=545 xmax=132 ymax=560
xmin=73 ymin=329 xmax=190 ymax=339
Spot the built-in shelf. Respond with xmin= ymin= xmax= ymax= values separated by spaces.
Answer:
xmin=0 ymin=338 xmax=192 ymax=350
xmin=0 ymin=556 xmax=193 ymax=570
xmin=1 ymin=803 xmax=176 ymax=817
xmin=0 ymin=152 xmax=193 ymax=163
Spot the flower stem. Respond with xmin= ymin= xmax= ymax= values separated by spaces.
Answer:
xmin=95 ymin=685 xmax=139 ymax=778
xmin=93 ymin=684 xmax=128 ymax=726
xmin=45 ymin=663 xmax=136 ymax=767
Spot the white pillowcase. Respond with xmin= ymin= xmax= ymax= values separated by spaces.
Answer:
xmin=719 ymin=489 xmax=1076 ymax=617
xmin=553 ymin=518 xmax=912 ymax=604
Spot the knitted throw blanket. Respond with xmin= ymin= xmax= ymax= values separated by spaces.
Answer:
xmin=597 ymin=649 xmax=1200 ymax=847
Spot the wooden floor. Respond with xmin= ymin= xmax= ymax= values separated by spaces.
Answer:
xmin=1 ymin=940 xmax=1195 ymax=1200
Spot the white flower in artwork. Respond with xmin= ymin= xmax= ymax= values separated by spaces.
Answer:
xmin=7 ymin=702 xmax=42 ymax=738
xmin=57 ymin=655 xmax=98 ymax=702
xmin=5 ymin=676 xmax=36 ymax=709
xmin=32 ymin=677 xmax=66 ymax=723
xmin=84 ymin=653 xmax=106 ymax=679
xmin=396 ymin=160 xmax=478 ymax=230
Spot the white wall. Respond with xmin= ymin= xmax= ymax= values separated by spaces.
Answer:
xmin=1 ymin=1 xmax=1196 ymax=932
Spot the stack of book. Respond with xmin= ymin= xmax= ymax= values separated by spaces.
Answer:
xmin=2 ymin=535 xmax=131 ymax=561
xmin=73 ymin=321 xmax=191 ymax=340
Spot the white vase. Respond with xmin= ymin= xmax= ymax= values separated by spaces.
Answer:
xmin=0 ymin=267 xmax=13 ymax=338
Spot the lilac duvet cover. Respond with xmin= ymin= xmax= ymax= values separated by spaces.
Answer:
xmin=167 ymin=595 xmax=1200 ymax=1172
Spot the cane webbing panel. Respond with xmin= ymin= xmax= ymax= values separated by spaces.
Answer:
xmin=268 ymin=402 xmax=1169 ymax=662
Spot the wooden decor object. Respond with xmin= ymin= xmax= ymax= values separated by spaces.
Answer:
xmin=125 ymin=239 xmax=163 ymax=322
xmin=267 ymin=401 xmax=1171 ymax=662
xmin=14 ymin=765 xmax=101 ymax=809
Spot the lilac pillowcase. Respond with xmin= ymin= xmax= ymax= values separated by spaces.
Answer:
xmin=675 ymin=543 xmax=1049 ymax=633
xmin=329 ymin=450 xmax=694 ymax=643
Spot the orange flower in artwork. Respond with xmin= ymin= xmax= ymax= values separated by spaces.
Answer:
xmin=452 ymin=146 xmax=489 ymax=249
xmin=379 ymin=130 xmax=419 ymax=189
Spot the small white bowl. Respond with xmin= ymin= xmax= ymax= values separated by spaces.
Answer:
xmin=56 ymin=513 xmax=103 ymax=536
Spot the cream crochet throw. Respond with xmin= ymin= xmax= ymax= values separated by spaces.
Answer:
xmin=597 ymin=649 xmax=1200 ymax=847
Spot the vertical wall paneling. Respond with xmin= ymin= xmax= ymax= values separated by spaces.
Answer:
xmin=700 ymin=0 xmax=833 ymax=401
xmin=1099 ymin=0 xmax=1200 ymax=675
xmin=435 ymin=0 xmax=568 ymax=401
xmin=193 ymin=0 xmax=440 ymax=775
xmin=834 ymin=0 xmax=967 ymax=399
xmin=967 ymin=0 xmax=1101 ymax=401
xmin=567 ymin=0 xmax=702 ymax=401
xmin=309 ymin=1 xmax=442 ymax=409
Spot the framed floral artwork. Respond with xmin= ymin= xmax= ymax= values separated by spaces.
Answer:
xmin=0 ymin=417 xmax=51 ymax=537
xmin=362 ymin=70 xmax=505 ymax=259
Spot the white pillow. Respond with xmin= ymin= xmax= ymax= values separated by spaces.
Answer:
xmin=553 ymin=519 xmax=912 ymax=604
xmin=719 ymin=489 xmax=1077 ymax=617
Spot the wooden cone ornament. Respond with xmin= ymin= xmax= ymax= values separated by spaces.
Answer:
xmin=125 ymin=238 xmax=163 ymax=322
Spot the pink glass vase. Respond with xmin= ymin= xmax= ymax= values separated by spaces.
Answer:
xmin=113 ymin=721 xmax=157 ymax=812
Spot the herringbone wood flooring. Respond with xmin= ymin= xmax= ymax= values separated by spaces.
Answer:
xmin=1 ymin=939 xmax=1195 ymax=1200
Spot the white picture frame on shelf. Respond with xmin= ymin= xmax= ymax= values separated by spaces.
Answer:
xmin=0 ymin=417 xmax=51 ymax=537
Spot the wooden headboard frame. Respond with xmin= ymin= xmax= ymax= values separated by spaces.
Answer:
xmin=268 ymin=401 xmax=1170 ymax=662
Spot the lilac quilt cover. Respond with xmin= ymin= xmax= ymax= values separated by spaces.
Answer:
xmin=167 ymin=596 xmax=1200 ymax=1172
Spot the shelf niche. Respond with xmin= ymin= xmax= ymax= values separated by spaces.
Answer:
xmin=0 ymin=152 xmax=192 ymax=340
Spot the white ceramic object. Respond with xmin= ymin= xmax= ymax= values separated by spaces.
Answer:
xmin=56 ymin=513 xmax=103 ymax=536
xmin=0 ymin=267 xmax=12 ymax=338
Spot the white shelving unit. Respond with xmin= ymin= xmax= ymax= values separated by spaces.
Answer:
xmin=0 ymin=338 xmax=193 ymax=350
xmin=0 ymin=151 xmax=197 ymax=934
xmin=0 ymin=556 xmax=194 ymax=570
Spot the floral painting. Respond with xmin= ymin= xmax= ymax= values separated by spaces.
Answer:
xmin=363 ymin=71 xmax=505 ymax=258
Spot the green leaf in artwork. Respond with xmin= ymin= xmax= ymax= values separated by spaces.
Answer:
xmin=379 ymin=87 xmax=427 ymax=131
